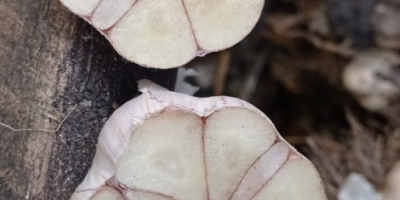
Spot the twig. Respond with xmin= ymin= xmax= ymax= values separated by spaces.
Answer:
xmin=0 ymin=104 xmax=78 ymax=133
xmin=306 ymin=137 xmax=344 ymax=185
xmin=239 ymin=54 xmax=267 ymax=101
xmin=286 ymin=31 xmax=356 ymax=57
xmin=263 ymin=12 xmax=356 ymax=57
xmin=214 ymin=50 xmax=232 ymax=95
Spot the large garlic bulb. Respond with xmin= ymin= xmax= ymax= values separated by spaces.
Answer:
xmin=71 ymin=80 xmax=327 ymax=200
xmin=59 ymin=0 xmax=264 ymax=69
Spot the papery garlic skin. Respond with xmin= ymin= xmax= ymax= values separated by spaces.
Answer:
xmin=71 ymin=80 xmax=326 ymax=200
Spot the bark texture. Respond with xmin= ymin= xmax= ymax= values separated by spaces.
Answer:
xmin=0 ymin=1 xmax=177 ymax=199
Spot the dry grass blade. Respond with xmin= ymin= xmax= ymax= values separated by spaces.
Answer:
xmin=0 ymin=104 xmax=77 ymax=133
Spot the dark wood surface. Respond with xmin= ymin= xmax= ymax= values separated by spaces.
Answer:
xmin=0 ymin=1 xmax=177 ymax=199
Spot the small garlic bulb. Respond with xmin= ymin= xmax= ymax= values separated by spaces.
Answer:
xmin=343 ymin=50 xmax=400 ymax=112
xmin=71 ymin=80 xmax=327 ymax=200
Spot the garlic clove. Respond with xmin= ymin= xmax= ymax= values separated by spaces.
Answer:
xmin=181 ymin=0 xmax=264 ymax=52
xmin=125 ymin=190 xmax=174 ymax=200
xmin=60 ymin=0 xmax=102 ymax=16
xmin=90 ymin=187 xmax=124 ymax=200
xmin=230 ymin=142 xmax=290 ymax=200
xmin=116 ymin=111 xmax=207 ymax=200
xmin=108 ymin=0 xmax=198 ymax=68
xmin=91 ymin=0 xmax=137 ymax=30
xmin=253 ymin=156 xmax=327 ymax=200
xmin=204 ymin=108 xmax=276 ymax=200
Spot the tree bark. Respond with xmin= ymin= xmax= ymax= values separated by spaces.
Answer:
xmin=0 ymin=1 xmax=177 ymax=199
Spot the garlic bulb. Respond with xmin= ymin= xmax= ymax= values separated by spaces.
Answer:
xmin=71 ymin=80 xmax=327 ymax=200
xmin=59 ymin=0 xmax=264 ymax=69
xmin=343 ymin=50 xmax=400 ymax=112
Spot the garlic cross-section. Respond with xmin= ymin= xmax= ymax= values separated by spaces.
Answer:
xmin=71 ymin=80 xmax=327 ymax=200
xmin=59 ymin=0 xmax=264 ymax=68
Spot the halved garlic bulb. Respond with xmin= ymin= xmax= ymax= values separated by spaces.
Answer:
xmin=59 ymin=0 xmax=264 ymax=69
xmin=71 ymin=80 xmax=327 ymax=200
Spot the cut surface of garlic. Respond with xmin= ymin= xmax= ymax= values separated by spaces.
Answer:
xmin=71 ymin=80 xmax=327 ymax=200
xmin=59 ymin=0 xmax=264 ymax=68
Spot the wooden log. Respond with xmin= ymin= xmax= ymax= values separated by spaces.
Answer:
xmin=0 ymin=1 xmax=177 ymax=199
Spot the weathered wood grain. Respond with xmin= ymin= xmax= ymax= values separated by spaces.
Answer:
xmin=0 ymin=1 xmax=177 ymax=199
